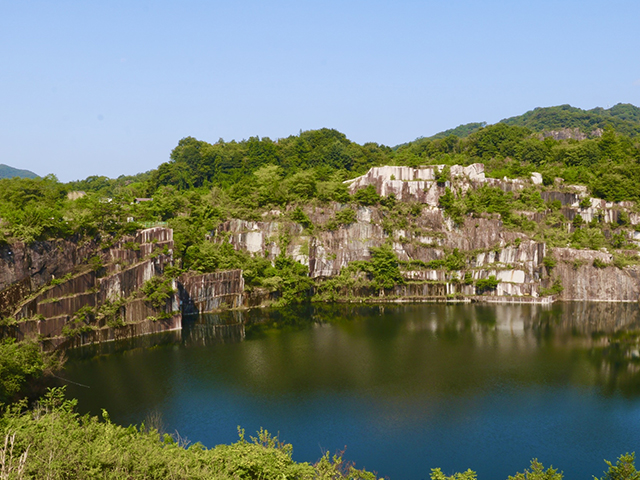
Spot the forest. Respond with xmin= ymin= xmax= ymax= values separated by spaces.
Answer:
xmin=2 ymin=103 xmax=640 ymax=478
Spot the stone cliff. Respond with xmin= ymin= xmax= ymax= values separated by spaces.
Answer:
xmin=218 ymin=164 xmax=640 ymax=304
xmin=3 ymin=164 xmax=640 ymax=350
xmin=0 ymin=227 xmax=182 ymax=349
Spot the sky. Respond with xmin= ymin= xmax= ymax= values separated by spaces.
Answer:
xmin=1 ymin=0 xmax=639 ymax=182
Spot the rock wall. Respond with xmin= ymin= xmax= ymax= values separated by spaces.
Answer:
xmin=3 ymin=227 xmax=181 ymax=349
xmin=214 ymin=164 xmax=640 ymax=303
xmin=179 ymin=270 xmax=245 ymax=315
xmin=0 ymin=237 xmax=98 ymax=295
xmin=552 ymin=248 xmax=640 ymax=302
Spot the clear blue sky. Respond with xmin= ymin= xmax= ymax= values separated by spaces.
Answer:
xmin=1 ymin=0 xmax=639 ymax=182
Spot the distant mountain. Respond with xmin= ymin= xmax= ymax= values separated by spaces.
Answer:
xmin=500 ymin=103 xmax=640 ymax=137
xmin=0 ymin=164 xmax=39 ymax=179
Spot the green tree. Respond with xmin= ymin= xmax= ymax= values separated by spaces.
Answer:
xmin=596 ymin=453 xmax=640 ymax=480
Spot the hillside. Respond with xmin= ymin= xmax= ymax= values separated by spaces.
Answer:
xmin=500 ymin=103 xmax=640 ymax=137
xmin=428 ymin=121 xmax=487 ymax=140
xmin=422 ymin=103 xmax=640 ymax=140
xmin=0 ymin=163 xmax=39 ymax=179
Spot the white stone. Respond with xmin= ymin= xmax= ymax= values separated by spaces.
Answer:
xmin=531 ymin=172 xmax=543 ymax=185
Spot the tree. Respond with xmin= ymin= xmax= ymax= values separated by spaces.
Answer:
xmin=596 ymin=453 xmax=640 ymax=480
xmin=508 ymin=459 xmax=563 ymax=480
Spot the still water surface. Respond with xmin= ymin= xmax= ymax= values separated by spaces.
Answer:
xmin=64 ymin=303 xmax=640 ymax=479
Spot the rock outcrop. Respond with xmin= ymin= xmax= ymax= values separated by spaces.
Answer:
xmin=0 ymin=227 xmax=182 ymax=349
xmin=3 ymin=164 xmax=640 ymax=351
xmin=217 ymin=164 xmax=640 ymax=304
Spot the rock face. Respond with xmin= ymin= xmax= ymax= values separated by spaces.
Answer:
xmin=344 ymin=164 xmax=486 ymax=204
xmin=179 ymin=270 xmax=244 ymax=315
xmin=0 ymin=237 xmax=98 ymax=293
xmin=4 ymin=163 xmax=640 ymax=350
xmin=0 ymin=227 xmax=182 ymax=349
xmin=552 ymin=248 xmax=640 ymax=302
xmin=217 ymin=164 xmax=640 ymax=303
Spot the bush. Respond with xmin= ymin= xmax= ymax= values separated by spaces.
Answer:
xmin=353 ymin=185 xmax=380 ymax=206
xmin=542 ymin=255 xmax=557 ymax=270
xmin=290 ymin=207 xmax=313 ymax=231
xmin=0 ymin=339 xmax=57 ymax=405
xmin=593 ymin=258 xmax=609 ymax=269
xmin=476 ymin=275 xmax=499 ymax=293
xmin=540 ymin=279 xmax=564 ymax=296
xmin=368 ymin=244 xmax=404 ymax=290
xmin=0 ymin=387 xmax=376 ymax=480
xmin=508 ymin=459 xmax=563 ymax=480
xmin=142 ymin=277 xmax=175 ymax=309
xmin=325 ymin=208 xmax=357 ymax=230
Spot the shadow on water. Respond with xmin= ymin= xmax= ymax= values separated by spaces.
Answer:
xmin=67 ymin=302 xmax=640 ymax=396
xmin=62 ymin=302 xmax=640 ymax=480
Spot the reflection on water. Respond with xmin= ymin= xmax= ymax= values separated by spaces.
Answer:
xmin=64 ymin=303 xmax=640 ymax=480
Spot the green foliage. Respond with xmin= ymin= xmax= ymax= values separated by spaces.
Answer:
xmin=579 ymin=196 xmax=592 ymax=209
xmin=435 ymin=165 xmax=451 ymax=185
xmin=593 ymin=257 xmax=609 ymax=269
xmin=508 ymin=459 xmax=563 ymax=480
xmin=142 ymin=277 xmax=175 ymax=309
xmin=570 ymin=226 xmax=607 ymax=250
xmin=445 ymin=249 xmax=466 ymax=271
xmin=0 ymin=340 xmax=59 ymax=405
xmin=439 ymin=187 xmax=465 ymax=224
xmin=596 ymin=452 xmax=640 ymax=480
xmin=500 ymin=103 xmax=640 ymax=138
xmin=350 ymin=244 xmax=404 ymax=291
xmin=542 ymin=254 xmax=557 ymax=270
xmin=613 ymin=253 xmax=640 ymax=269
xmin=429 ymin=122 xmax=487 ymax=140
xmin=540 ymin=279 xmax=564 ymax=296
xmin=325 ymin=208 xmax=358 ymax=230
xmin=0 ymin=387 xmax=374 ymax=480
xmin=422 ymin=250 xmax=467 ymax=271
xmin=476 ymin=275 xmax=499 ymax=293
xmin=369 ymin=245 xmax=403 ymax=289
xmin=430 ymin=467 xmax=477 ymax=480
xmin=270 ymin=254 xmax=313 ymax=305
xmin=290 ymin=206 xmax=313 ymax=231
xmin=353 ymin=185 xmax=381 ymax=206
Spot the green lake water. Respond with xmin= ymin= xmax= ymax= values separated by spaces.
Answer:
xmin=63 ymin=303 xmax=640 ymax=479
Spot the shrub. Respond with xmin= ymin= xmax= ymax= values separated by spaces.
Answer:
xmin=542 ymin=255 xmax=557 ymax=270
xmin=596 ymin=452 xmax=640 ymax=480
xmin=540 ymin=279 xmax=564 ymax=296
xmin=593 ymin=258 xmax=609 ymax=269
xmin=476 ymin=275 xmax=499 ymax=293
xmin=508 ymin=459 xmax=563 ymax=480
xmin=142 ymin=277 xmax=175 ymax=309
xmin=325 ymin=208 xmax=357 ymax=230
xmin=353 ymin=185 xmax=380 ymax=206
xmin=290 ymin=207 xmax=313 ymax=231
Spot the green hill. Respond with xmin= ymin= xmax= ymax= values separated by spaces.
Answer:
xmin=429 ymin=122 xmax=487 ymax=140
xmin=500 ymin=103 xmax=640 ymax=137
xmin=0 ymin=163 xmax=39 ymax=179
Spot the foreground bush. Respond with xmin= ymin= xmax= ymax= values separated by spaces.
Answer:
xmin=0 ymin=388 xmax=375 ymax=480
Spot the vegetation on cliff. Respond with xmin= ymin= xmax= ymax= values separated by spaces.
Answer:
xmin=2 ymin=103 xmax=640 ymax=478
xmin=0 ymin=103 xmax=639 ymax=308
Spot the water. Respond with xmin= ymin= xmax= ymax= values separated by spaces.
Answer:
xmin=63 ymin=303 xmax=640 ymax=479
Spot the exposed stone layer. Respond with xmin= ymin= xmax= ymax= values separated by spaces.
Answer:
xmin=179 ymin=270 xmax=245 ymax=315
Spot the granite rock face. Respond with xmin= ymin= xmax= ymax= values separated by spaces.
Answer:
xmin=1 ymin=227 xmax=182 ymax=349
xmin=216 ymin=164 xmax=640 ymax=303
xmin=4 ymin=164 xmax=640 ymax=350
